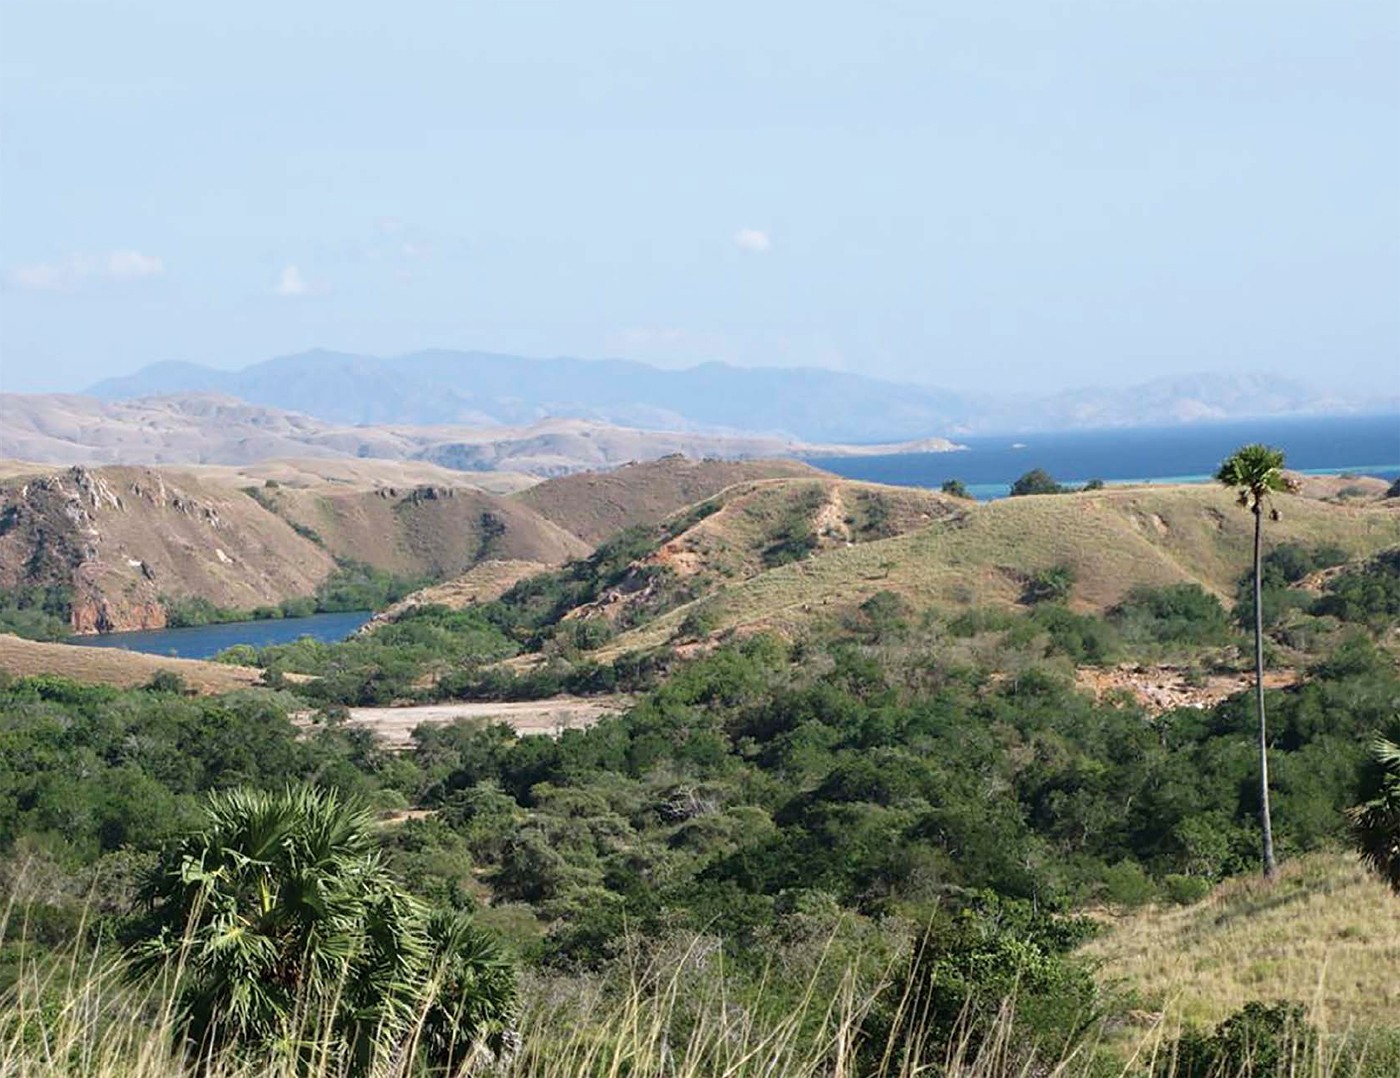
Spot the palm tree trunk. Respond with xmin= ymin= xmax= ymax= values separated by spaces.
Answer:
xmin=1253 ymin=504 xmax=1277 ymax=879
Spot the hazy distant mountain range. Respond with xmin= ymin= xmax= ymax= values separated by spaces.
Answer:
xmin=85 ymin=349 xmax=1387 ymax=443
xmin=0 ymin=393 xmax=958 ymax=476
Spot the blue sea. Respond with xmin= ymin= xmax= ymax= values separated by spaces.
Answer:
xmin=68 ymin=608 xmax=372 ymax=660
xmin=809 ymin=414 xmax=1400 ymax=500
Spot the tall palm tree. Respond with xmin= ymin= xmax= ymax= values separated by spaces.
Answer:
xmin=1216 ymin=444 xmax=1290 ymax=879
xmin=1350 ymin=736 xmax=1400 ymax=894
xmin=134 ymin=786 xmax=516 ymax=1071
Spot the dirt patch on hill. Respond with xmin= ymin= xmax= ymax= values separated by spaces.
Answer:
xmin=321 ymin=696 xmax=629 ymax=749
xmin=1076 ymin=663 xmax=1300 ymax=713
xmin=813 ymin=484 xmax=853 ymax=544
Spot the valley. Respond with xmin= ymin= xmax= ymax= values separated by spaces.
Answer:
xmin=7 ymin=5 xmax=1397 ymax=1070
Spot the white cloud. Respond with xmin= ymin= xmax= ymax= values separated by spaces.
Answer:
xmin=5 ymin=250 xmax=164 ymax=291
xmin=275 ymin=264 xmax=328 ymax=297
xmin=104 ymin=250 xmax=164 ymax=280
xmin=733 ymin=228 xmax=771 ymax=253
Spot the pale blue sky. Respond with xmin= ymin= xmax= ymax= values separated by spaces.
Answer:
xmin=1 ymin=0 xmax=1396 ymax=394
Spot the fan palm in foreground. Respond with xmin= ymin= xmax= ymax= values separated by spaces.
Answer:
xmin=1350 ymin=736 xmax=1400 ymax=895
xmin=133 ymin=785 xmax=516 ymax=1072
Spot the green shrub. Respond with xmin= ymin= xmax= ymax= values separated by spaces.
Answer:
xmin=144 ymin=670 xmax=188 ymax=695
xmin=1009 ymin=469 xmax=1067 ymax=497
xmin=1162 ymin=874 xmax=1213 ymax=905
xmin=1023 ymin=564 xmax=1076 ymax=605
xmin=1031 ymin=604 xmax=1118 ymax=663
xmin=1314 ymin=549 xmax=1400 ymax=626
xmin=1111 ymin=583 xmax=1231 ymax=647
xmin=868 ymin=896 xmax=1100 ymax=1068
xmin=1160 ymin=1001 xmax=1316 ymax=1078
xmin=1099 ymin=859 xmax=1158 ymax=905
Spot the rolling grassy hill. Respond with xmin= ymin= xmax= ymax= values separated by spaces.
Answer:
xmin=558 ymin=476 xmax=963 ymax=634
xmin=1085 ymin=852 xmax=1400 ymax=1036
xmin=255 ymin=483 xmax=590 ymax=579
xmin=515 ymin=455 xmax=822 ymax=544
xmin=582 ymin=482 xmax=1400 ymax=655
xmin=0 ymin=634 xmax=270 ymax=693
xmin=0 ymin=457 xmax=848 ymax=636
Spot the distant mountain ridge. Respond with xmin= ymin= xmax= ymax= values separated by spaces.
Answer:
xmin=0 ymin=393 xmax=959 ymax=475
xmin=87 ymin=349 xmax=973 ymax=442
xmin=85 ymin=349 xmax=1384 ymax=442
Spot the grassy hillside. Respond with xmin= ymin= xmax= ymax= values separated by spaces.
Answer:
xmin=361 ymin=559 xmax=551 ymax=625
xmin=480 ymin=476 xmax=960 ymax=652
xmin=514 ymin=455 xmax=822 ymax=544
xmin=180 ymin=456 xmax=540 ymax=495
xmin=0 ymin=633 xmax=268 ymax=693
xmin=1086 ymin=852 xmax=1400 ymax=1034
xmin=596 ymin=483 xmax=1400 ymax=654
xmin=257 ymin=484 xmax=589 ymax=578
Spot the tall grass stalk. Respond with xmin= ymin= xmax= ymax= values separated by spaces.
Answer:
xmin=2 ymin=912 xmax=1392 ymax=1077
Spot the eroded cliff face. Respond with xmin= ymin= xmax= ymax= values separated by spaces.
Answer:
xmin=69 ymin=596 xmax=168 ymax=634
xmin=0 ymin=464 xmax=601 ymax=634
xmin=0 ymin=466 xmax=339 ymax=633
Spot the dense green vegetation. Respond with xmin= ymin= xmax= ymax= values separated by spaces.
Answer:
xmin=1110 ymin=582 xmax=1231 ymax=647
xmin=0 ymin=560 xmax=428 ymax=641
xmin=165 ymin=561 xmax=426 ymax=627
xmin=254 ymin=604 xmax=520 ymax=705
xmin=1315 ymin=548 xmax=1400 ymax=627
xmin=0 ymin=583 xmax=73 ymax=641
xmin=4 ymin=523 xmax=1400 ymax=1073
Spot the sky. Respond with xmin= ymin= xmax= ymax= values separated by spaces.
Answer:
xmin=1 ymin=0 xmax=1397 ymax=396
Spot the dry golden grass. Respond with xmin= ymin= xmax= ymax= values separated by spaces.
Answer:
xmin=0 ymin=634 xmax=267 ymax=694
xmin=5 ymin=919 xmax=1392 ymax=1078
xmin=262 ymin=484 xmax=590 ymax=579
xmin=360 ymin=559 xmax=552 ymax=628
xmin=597 ymin=483 xmax=1400 ymax=654
xmin=1084 ymin=852 xmax=1400 ymax=1034
xmin=517 ymin=456 xmax=823 ymax=545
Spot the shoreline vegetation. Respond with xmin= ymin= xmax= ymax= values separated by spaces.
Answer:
xmin=0 ymin=562 xmax=425 ymax=644
xmin=150 ymin=561 xmax=424 ymax=631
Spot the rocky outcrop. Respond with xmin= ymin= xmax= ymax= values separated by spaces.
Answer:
xmin=0 ymin=463 xmax=592 ymax=634
xmin=0 ymin=465 xmax=340 ymax=633
xmin=70 ymin=597 xmax=167 ymax=634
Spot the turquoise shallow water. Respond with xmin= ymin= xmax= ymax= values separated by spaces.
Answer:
xmin=67 ymin=609 xmax=371 ymax=660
